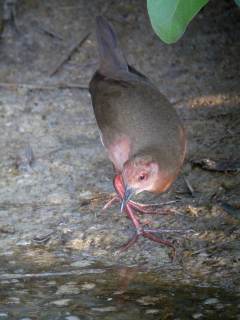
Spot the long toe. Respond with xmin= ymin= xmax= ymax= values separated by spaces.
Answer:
xmin=142 ymin=230 xmax=176 ymax=257
xmin=102 ymin=195 xmax=120 ymax=210
xmin=128 ymin=200 xmax=173 ymax=215
xmin=114 ymin=233 xmax=139 ymax=255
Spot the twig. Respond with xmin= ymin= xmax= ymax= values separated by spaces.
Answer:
xmin=50 ymin=32 xmax=91 ymax=77
xmin=191 ymin=242 xmax=230 ymax=256
xmin=183 ymin=177 xmax=195 ymax=197
xmin=191 ymin=158 xmax=240 ymax=173
xmin=36 ymin=25 xmax=63 ymax=41
xmin=0 ymin=82 xmax=88 ymax=90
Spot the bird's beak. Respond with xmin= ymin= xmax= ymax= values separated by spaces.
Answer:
xmin=120 ymin=186 xmax=134 ymax=212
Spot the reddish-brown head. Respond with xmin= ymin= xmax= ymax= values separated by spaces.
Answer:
xmin=122 ymin=156 xmax=159 ymax=193
xmin=120 ymin=155 xmax=175 ymax=211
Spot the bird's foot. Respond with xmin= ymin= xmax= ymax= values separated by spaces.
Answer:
xmin=102 ymin=195 xmax=120 ymax=210
xmin=102 ymin=193 xmax=171 ymax=215
xmin=111 ymin=174 xmax=176 ymax=257
xmin=114 ymin=233 xmax=139 ymax=254
xmin=115 ymin=226 xmax=175 ymax=257
xmin=127 ymin=200 xmax=172 ymax=215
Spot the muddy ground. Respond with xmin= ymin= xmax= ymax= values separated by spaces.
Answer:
xmin=0 ymin=0 xmax=239 ymax=318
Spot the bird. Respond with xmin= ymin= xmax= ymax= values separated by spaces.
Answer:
xmin=89 ymin=16 xmax=186 ymax=253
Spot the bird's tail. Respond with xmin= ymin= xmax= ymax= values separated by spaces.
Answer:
xmin=95 ymin=16 xmax=128 ymax=76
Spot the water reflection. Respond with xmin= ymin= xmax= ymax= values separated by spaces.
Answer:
xmin=0 ymin=256 xmax=239 ymax=320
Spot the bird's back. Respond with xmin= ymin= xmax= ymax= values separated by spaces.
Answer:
xmin=89 ymin=16 xmax=186 ymax=174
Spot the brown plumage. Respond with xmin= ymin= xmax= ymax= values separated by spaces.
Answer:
xmin=89 ymin=16 xmax=186 ymax=252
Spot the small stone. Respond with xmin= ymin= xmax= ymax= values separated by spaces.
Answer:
xmin=1 ymin=280 xmax=11 ymax=284
xmin=0 ymin=225 xmax=15 ymax=234
xmin=215 ymin=303 xmax=224 ymax=310
xmin=192 ymin=313 xmax=203 ymax=319
xmin=71 ymin=260 xmax=92 ymax=268
xmin=11 ymin=279 xmax=19 ymax=283
xmin=92 ymin=306 xmax=117 ymax=312
xmin=136 ymin=296 xmax=159 ymax=306
xmin=81 ymin=283 xmax=96 ymax=290
xmin=0 ymin=313 xmax=8 ymax=318
xmin=16 ymin=239 xmax=31 ymax=246
xmin=8 ymin=297 xmax=20 ymax=304
xmin=145 ymin=309 xmax=160 ymax=314
xmin=65 ymin=316 xmax=80 ymax=320
xmin=56 ymin=284 xmax=80 ymax=295
xmin=68 ymin=239 xmax=85 ymax=250
xmin=79 ymin=191 xmax=92 ymax=198
xmin=51 ymin=299 xmax=71 ymax=306
xmin=204 ymin=298 xmax=219 ymax=305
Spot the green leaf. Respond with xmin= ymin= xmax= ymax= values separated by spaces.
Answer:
xmin=234 ymin=0 xmax=240 ymax=7
xmin=147 ymin=0 xmax=209 ymax=44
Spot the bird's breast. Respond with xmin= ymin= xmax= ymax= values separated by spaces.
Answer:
xmin=103 ymin=134 xmax=131 ymax=173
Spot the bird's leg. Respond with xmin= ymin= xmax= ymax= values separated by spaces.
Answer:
xmin=116 ymin=202 xmax=175 ymax=254
xmin=112 ymin=175 xmax=142 ymax=252
xmin=113 ymin=175 xmax=141 ymax=228
xmin=116 ymin=203 xmax=141 ymax=253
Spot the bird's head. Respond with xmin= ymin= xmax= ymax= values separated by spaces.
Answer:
xmin=121 ymin=155 xmax=161 ymax=211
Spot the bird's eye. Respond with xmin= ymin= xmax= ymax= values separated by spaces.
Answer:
xmin=139 ymin=174 xmax=146 ymax=181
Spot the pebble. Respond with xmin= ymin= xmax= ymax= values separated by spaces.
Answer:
xmin=0 ymin=313 xmax=8 ymax=318
xmin=215 ymin=303 xmax=225 ymax=310
xmin=192 ymin=313 xmax=203 ymax=319
xmin=65 ymin=316 xmax=80 ymax=320
xmin=91 ymin=306 xmax=117 ymax=312
xmin=71 ymin=260 xmax=92 ymax=268
xmin=50 ymin=299 xmax=71 ymax=306
xmin=204 ymin=298 xmax=219 ymax=305
xmin=16 ymin=239 xmax=31 ymax=246
xmin=56 ymin=284 xmax=80 ymax=295
xmin=80 ymin=283 xmax=96 ymax=290
xmin=145 ymin=309 xmax=160 ymax=314
xmin=136 ymin=296 xmax=159 ymax=305
xmin=8 ymin=297 xmax=20 ymax=304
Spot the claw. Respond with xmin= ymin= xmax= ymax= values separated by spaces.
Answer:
xmin=102 ymin=195 xmax=120 ymax=210
xmin=114 ymin=233 xmax=140 ymax=255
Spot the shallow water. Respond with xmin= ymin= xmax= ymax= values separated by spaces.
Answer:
xmin=0 ymin=254 xmax=239 ymax=320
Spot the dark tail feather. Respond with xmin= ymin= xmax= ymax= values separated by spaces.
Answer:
xmin=95 ymin=16 xmax=128 ymax=76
